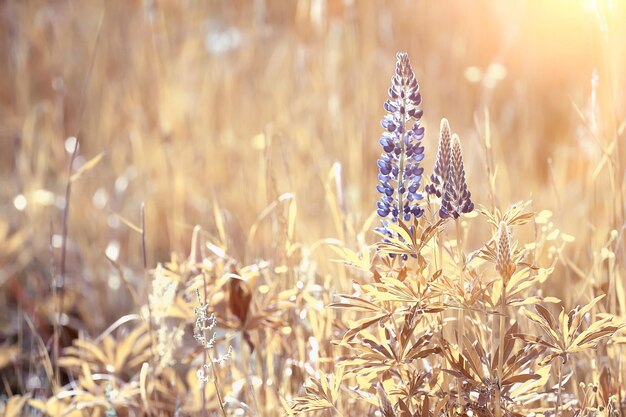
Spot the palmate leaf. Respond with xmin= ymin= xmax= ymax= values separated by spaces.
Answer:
xmin=331 ymin=274 xmax=443 ymax=345
xmin=511 ymin=333 xmax=557 ymax=350
xmin=441 ymin=339 xmax=480 ymax=384
xmin=518 ymin=295 xmax=621 ymax=363
xmin=291 ymin=369 xmax=344 ymax=414
xmin=566 ymin=294 xmax=606 ymax=341
xmin=329 ymin=244 xmax=373 ymax=272
xmin=290 ymin=397 xmax=334 ymax=414
xmin=404 ymin=332 xmax=439 ymax=361
xmin=361 ymin=336 xmax=397 ymax=361
xmin=330 ymin=293 xmax=389 ymax=313
xmin=375 ymin=226 xmax=414 ymax=256
xmin=570 ymin=317 xmax=620 ymax=352
xmin=59 ymin=323 xmax=151 ymax=378
xmin=331 ymin=292 xmax=391 ymax=344
xmin=440 ymin=326 xmax=545 ymax=399
xmin=398 ymin=394 xmax=444 ymax=417
xmin=376 ymin=219 xmax=445 ymax=257
xmin=502 ymin=342 xmax=538 ymax=376
xmin=461 ymin=337 xmax=487 ymax=382
xmin=491 ymin=322 xmax=518 ymax=371
xmin=366 ymin=279 xmax=444 ymax=311
xmin=339 ymin=314 xmax=390 ymax=344
xmin=508 ymin=365 xmax=552 ymax=403
xmin=340 ymin=323 xmax=438 ymax=383
xmin=506 ymin=267 xmax=552 ymax=299
xmin=501 ymin=344 xmax=544 ymax=391
xmin=502 ymin=372 xmax=541 ymax=386
xmin=479 ymin=201 xmax=535 ymax=231
xmin=508 ymin=296 xmax=560 ymax=307
xmin=521 ymin=307 xmax=563 ymax=349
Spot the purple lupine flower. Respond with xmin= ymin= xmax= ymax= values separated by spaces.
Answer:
xmin=425 ymin=118 xmax=451 ymax=198
xmin=376 ymin=52 xmax=425 ymax=240
xmin=439 ymin=134 xmax=474 ymax=219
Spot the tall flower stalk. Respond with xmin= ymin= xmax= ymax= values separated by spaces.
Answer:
xmin=495 ymin=221 xmax=514 ymax=417
xmin=427 ymin=128 xmax=474 ymax=403
xmin=376 ymin=52 xmax=425 ymax=247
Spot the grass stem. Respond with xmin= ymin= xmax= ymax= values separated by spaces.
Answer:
xmin=455 ymin=217 xmax=465 ymax=405
xmin=555 ymin=357 xmax=564 ymax=417
xmin=495 ymin=284 xmax=506 ymax=417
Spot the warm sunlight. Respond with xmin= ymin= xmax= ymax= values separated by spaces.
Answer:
xmin=1 ymin=1 xmax=625 ymax=416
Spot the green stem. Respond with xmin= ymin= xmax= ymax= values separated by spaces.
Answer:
xmin=495 ymin=284 xmax=507 ymax=417
xmin=210 ymin=357 xmax=228 ymax=417
xmin=455 ymin=217 xmax=465 ymax=405
xmin=437 ymin=231 xmax=450 ymax=390
xmin=397 ymin=99 xmax=407 ymax=225
xmin=555 ymin=357 xmax=563 ymax=416
xmin=395 ymin=89 xmax=408 ymax=269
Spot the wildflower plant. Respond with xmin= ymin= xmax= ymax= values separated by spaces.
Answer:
xmin=295 ymin=51 xmax=624 ymax=417
xmin=194 ymin=289 xmax=232 ymax=416
xmin=193 ymin=289 xmax=233 ymax=382
xmin=376 ymin=52 xmax=425 ymax=244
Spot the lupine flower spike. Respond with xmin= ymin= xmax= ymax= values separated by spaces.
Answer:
xmin=496 ymin=221 xmax=515 ymax=282
xmin=439 ymin=134 xmax=474 ymax=219
xmin=375 ymin=52 xmax=425 ymax=243
xmin=425 ymin=118 xmax=451 ymax=198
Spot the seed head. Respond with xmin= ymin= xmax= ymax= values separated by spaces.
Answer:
xmin=439 ymin=134 xmax=474 ymax=219
xmin=425 ymin=118 xmax=452 ymax=198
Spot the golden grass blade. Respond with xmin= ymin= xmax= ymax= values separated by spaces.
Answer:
xmin=70 ymin=152 xmax=104 ymax=183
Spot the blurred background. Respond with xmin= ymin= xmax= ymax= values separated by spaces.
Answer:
xmin=0 ymin=0 xmax=624 ymax=335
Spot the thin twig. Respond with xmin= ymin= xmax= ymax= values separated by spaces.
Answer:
xmin=140 ymin=203 xmax=155 ymax=360
xmin=55 ymin=138 xmax=79 ymax=388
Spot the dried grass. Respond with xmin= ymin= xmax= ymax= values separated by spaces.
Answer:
xmin=1 ymin=1 xmax=625 ymax=417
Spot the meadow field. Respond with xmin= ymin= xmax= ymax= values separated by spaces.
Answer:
xmin=1 ymin=1 xmax=626 ymax=416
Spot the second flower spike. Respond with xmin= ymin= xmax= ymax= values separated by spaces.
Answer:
xmin=439 ymin=134 xmax=474 ymax=219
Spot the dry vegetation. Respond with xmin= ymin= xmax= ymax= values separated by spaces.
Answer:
xmin=1 ymin=1 xmax=626 ymax=416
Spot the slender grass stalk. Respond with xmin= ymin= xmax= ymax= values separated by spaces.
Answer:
xmin=209 ymin=357 xmax=228 ymax=417
xmin=141 ymin=203 xmax=155 ymax=361
xmin=495 ymin=221 xmax=513 ymax=417
xmin=194 ymin=284 xmax=231 ymax=417
xmin=437 ymin=226 xmax=449 ymax=390
xmin=241 ymin=334 xmax=260 ymax=416
xmin=140 ymin=203 xmax=158 ymax=411
xmin=53 ymin=9 xmax=105 ymax=388
xmin=555 ymin=356 xmax=563 ymax=416
xmin=455 ymin=217 xmax=465 ymax=405
xmin=435 ymin=131 xmax=473 ymax=403
xmin=55 ymin=138 xmax=79 ymax=389
xmin=202 ymin=273 xmax=208 ymax=417
xmin=495 ymin=284 xmax=506 ymax=417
